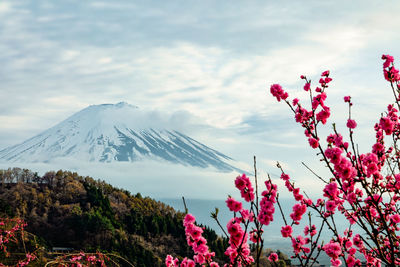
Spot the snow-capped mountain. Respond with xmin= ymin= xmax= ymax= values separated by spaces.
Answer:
xmin=0 ymin=102 xmax=240 ymax=172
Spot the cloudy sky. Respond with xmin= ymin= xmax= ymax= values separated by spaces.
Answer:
xmin=1 ymin=0 xmax=400 ymax=198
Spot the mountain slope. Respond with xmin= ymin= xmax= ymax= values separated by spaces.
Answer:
xmin=0 ymin=103 xmax=240 ymax=172
xmin=0 ymin=168 xmax=229 ymax=266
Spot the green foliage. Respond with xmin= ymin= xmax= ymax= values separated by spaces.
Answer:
xmin=0 ymin=167 xmax=228 ymax=266
xmin=0 ymin=198 xmax=14 ymax=217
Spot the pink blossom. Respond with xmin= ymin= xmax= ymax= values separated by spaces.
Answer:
xmin=331 ymin=258 xmax=342 ymax=267
xmin=325 ymin=200 xmax=337 ymax=213
xmin=165 ymin=255 xmax=179 ymax=267
xmin=308 ymin=137 xmax=319 ymax=149
xmin=258 ymin=180 xmax=278 ymax=225
xmin=239 ymin=209 xmax=253 ymax=221
xmin=270 ymin=84 xmax=289 ymax=102
xmin=382 ymin=54 xmax=394 ymax=68
xmin=323 ymin=182 xmax=338 ymax=199
xmin=170 ymin=214 xmax=219 ymax=266
xmin=249 ymin=229 xmax=263 ymax=243
xmin=281 ymin=225 xmax=293 ymax=238
xmin=268 ymin=252 xmax=278 ymax=262
xmin=379 ymin=117 xmax=394 ymax=135
xmin=281 ymin=173 xmax=290 ymax=181
xmin=184 ymin=214 xmax=196 ymax=226
xmin=291 ymin=235 xmax=307 ymax=255
xmin=304 ymin=82 xmax=311 ymax=91
xmin=390 ymin=214 xmax=400 ymax=224
xmin=372 ymin=142 xmax=385 ymax=155
xmin=303 ymin=225 xmax=310 ymax=236
xmin=226 ymin=197 xmax=242 ymax=212
xmin=225 ymin=219 xmax=254 ymax=265
xmin=323 ymin=241 xmax=342 ymax=259
xmin=346 ymin=119 xmax=357 ymax=129
xmin=180 ymin=258 xmax=196 ymax=267
xmin=290 ymin=203 xmax=307 ymax=221
xmin=321 ymin=70 xmax=330 ymax=77
xmin=312 ymin=93 xmax=327 ymax=109
xmin=316 ymin=107 xmax=331 ymax=124
xmin=303 ymin=225 xmax=316 ymax=236
xmin=235 ymin=174 xmax=255 ymax=202
xmin=346 ymin=255 xmax=359 ymax=267
xmin=353 ymin=234 xmax=364 ymax=248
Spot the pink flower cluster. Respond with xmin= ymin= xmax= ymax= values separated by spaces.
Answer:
xmin=284 ymin=71 xmax=334 ymax=151
xmin=165 ymin=255 xmax=180 ymax=267
xmin=270 ymin=84 xmax=288 ymax=102
xmin=303 ymin=225 xmax=316 ymax=237
xmin=291 ymin=235 xmax=310 ymax=255
xmin=281 ymin=225 xmax=292 ymax=238
xmin=234 ymin=174 xmax=254 ymax=202
xmin=280 ymin=173 xmax=304 ymax=202
xmin=382 ymin=54 xmax=400 ymax=82
xmin=221 ymin=174 xmax=262 ymax=266
xmin=0 ymin=218 xmax=38 ymax=266
xmin=0 ymin=218 xmax=117 ymax=266
xmin=166 ymin=213 xmax=219 ymax=267
xmin=257 ymin=180 xmax=277 ymax=225
xmin=346 ymin=119 xmax=357 ymax=129
xmin=267 ymin=252 xmax=278 ymax=262
xmin=169 ymin=54 xmax=400 ymax=267
xmin=290 ymin=203 xmax=307 ymax=222
xmin=323 ymin=241 xmax=342 ymax=266
xmin=265 ymin=55 xmax=400 ymax=266
xmin=249 ymin=228 xmax=263 ymax=243
xmin=16 ymin=253 xmax=36 ymax=267
xmin=379 ymin=104 xmax=398 ymax=136
xmin=280 ymin=172 xmax=310 ymax=224
xmin=0 ymin=218 xmax=26 ymax=252
xmin=321 ymin=229 xmax=367 ymax=267
xmin=61 ymin=252 xmax=108 ymax=267
xmin=226 ymin=197 xmax=242 ymax=212
xmin=225 ymin=218 xmax=253 ymax=266
xmin=325 ymin=135 xmax=357 ymax=182
xmin=278 ymin=172 xmax=319 ymax=260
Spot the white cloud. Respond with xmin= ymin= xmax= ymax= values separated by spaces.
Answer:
xmin=98 ymin=57 xmax=112 ymax=64
xmin=0 ymin=1 xmax=395 ymax=135
xmin=1 ymin=0 xmax=400 ymax=197
xmin=61 ymin=50 xmax=81 ymax=61
xmin=89 ymin=2 xmax=136 ymax=10
xmin=0 ymin=2 xmax=11 ymax=14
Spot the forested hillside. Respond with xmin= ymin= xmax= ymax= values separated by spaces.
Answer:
xmin=0 ymin=168 xmax=229 ymax=266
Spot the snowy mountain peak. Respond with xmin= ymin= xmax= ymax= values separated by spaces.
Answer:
xmin=92 ymin=102 xmax=137 ymax=109
xmin=0 ymin=103 xmax=240 ymax=172
xmin=115 ymin=101 xmax=136 ymax=108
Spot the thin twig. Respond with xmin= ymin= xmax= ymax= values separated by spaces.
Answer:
xmin=182 ymin=196 xmax=188 ymax=214
xmin=302 ymin=162 xmax=328 ymax=184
